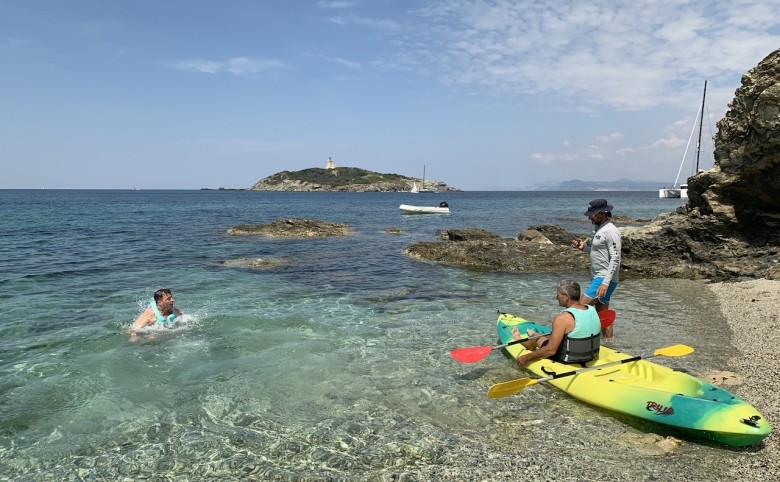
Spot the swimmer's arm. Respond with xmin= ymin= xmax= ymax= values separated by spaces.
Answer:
xmin=129 ymin=309 xmax=155 ymax=335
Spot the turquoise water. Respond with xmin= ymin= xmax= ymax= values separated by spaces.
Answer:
xmin=0 ymin=190 xmax=757 ymax=480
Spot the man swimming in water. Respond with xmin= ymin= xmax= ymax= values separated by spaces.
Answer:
xmin=129 ymin=288 xmax=182 ymax=341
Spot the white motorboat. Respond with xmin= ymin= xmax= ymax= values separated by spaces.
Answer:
xmin=399 ymin=203 xmax=450 ymax=214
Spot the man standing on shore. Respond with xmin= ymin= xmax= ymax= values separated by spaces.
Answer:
xmin=572 ymin=199 xmax=621 ymax=341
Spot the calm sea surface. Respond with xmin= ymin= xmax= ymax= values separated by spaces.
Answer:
xmin=0 ymin=190 xmax=756 ymax=480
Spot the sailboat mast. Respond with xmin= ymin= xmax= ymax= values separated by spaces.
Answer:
xmin=695 ymin=80 xmax=707 ymax=173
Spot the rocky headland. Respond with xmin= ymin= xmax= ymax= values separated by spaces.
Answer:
xmin=406 ymin=48 xmax=780 ymax=282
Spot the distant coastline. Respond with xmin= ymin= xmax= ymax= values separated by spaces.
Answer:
xmin=196 ymin=165 xmax=675 ymax=192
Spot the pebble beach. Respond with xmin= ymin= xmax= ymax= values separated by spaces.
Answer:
xmin=711 ymin=279 xmax=779 ymax=479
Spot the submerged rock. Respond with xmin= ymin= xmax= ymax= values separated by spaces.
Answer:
xmin=222 ymin=257 xmax=290 ymax=269
xmin=227 ymin=218 xmax=349 ymax=237
xmin=619 ymin=433 xmax=683 ymax=456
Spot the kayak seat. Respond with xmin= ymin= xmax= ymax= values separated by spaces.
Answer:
xmin=626 ymin=361 xmax=657 ymax=382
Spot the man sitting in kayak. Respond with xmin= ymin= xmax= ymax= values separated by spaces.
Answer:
xmin=511 ymin=280 xmax=601 ymax=366
xmin=129 ymin=288 xmax=183 ymax=341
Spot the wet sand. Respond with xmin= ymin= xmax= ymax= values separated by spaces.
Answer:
xmin=710 ymin=279 xmax=779 ymax=479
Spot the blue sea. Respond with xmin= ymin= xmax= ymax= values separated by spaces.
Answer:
xmin=0 ymin=190 xmax=755 ymax=480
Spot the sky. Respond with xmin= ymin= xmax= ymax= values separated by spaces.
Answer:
xmin=1 ymin=0 xmax=779 ymax=190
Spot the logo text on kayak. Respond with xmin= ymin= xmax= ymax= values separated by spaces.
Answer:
xmin=646 ymin=401 xmax=674 ymax=416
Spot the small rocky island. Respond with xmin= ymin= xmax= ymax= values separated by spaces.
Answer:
xmin=250 ymin=164 xmax=460 ymax=192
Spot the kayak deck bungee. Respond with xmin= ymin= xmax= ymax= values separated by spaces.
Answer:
xmin=495 ymin=312 xmax=771 ymax=447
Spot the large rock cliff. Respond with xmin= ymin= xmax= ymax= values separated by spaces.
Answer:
xmin=404 ymin=49 xmax=780 ymax=281
xmin=614 ymin=48 xmax=780 ymax=280
xmin=686 ymin=48 xmax=780 ymax=242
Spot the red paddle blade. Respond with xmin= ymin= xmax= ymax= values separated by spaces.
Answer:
xmin=599 ymin=309 xmax=616 ymax=329
xmin=450 ymin=346 xmax=494 ymax=363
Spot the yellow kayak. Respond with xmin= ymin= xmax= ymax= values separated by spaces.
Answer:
xmin=494 ymin=312 xmax=771 ymax=447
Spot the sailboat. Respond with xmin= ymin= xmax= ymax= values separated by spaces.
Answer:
xmin=410 ymin=182 xmax=419 ymax=193
xmin=660 ymin=81 xmax=707 ymax=199
xmin=418 ymin=165 xmax=434 ymax=193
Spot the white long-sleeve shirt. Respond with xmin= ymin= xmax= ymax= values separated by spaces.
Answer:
xmin=584 ymin=221 xmax=621 ymax=284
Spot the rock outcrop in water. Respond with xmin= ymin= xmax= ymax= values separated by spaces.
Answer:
xmin=405 ymin=49 xmax=780 ymax=281
xmin=405 ymin=226 xmax=590 ymax=273
xmin=227 ymin=218 xmax=349 ymax=237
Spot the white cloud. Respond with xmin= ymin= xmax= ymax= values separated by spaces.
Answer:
xmin=167 ymin=57 xmax=286 ymax=76
xmin=312 ymin=54 xmax=360 ymax=69
xmin=383 ymin=0 xmax=780 ymax=112
xmin=317 ymin=1 xmax=355 ymax=9
xmin=324 ymin=13 xmax=401 ymax=31
xmin=332 ymin=57 xmax=361 ymax=69
xmin=530 ymin=152 xmax=556 ymax=164
xmin=596 ymin=132 xmax=624 ymax=144
xmin=532 ymin=131 xmax=626 ymax=165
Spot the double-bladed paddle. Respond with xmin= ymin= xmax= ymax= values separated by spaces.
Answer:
xmin=450 ymin=309 xmax=617 ymax=364
xmin=486 ymin=344 xmax=694 ymax=399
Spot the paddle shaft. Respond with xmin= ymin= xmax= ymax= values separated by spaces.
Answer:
xmin=536 ymin=351 xmax=656 ymax=384
xmin=486 ymin=344 xmax=694 ymax=399
xmin=495 ymin=334 xmax=544 ymax=350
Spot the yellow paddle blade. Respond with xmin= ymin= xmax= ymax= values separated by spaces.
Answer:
xmin=654 ymin=344 xmax=694 ymax=357
xmin=487 ymin=378 xmax=538 ymax=399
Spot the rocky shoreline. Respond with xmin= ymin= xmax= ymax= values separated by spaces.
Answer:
xmin=402 ymin=217 xmax=780 ymax=282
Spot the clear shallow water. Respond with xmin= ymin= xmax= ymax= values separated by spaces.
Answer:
xmin=0 ymin=190 xmax=756 ymax=480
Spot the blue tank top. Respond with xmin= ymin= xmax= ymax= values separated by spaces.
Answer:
xmin=564 ymin=305 xmax=601 ymax=338
xmin=554 ymin=305 xmax=601 ymax=363
xmin=151 ymin=301 xmax=176 ymax=326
